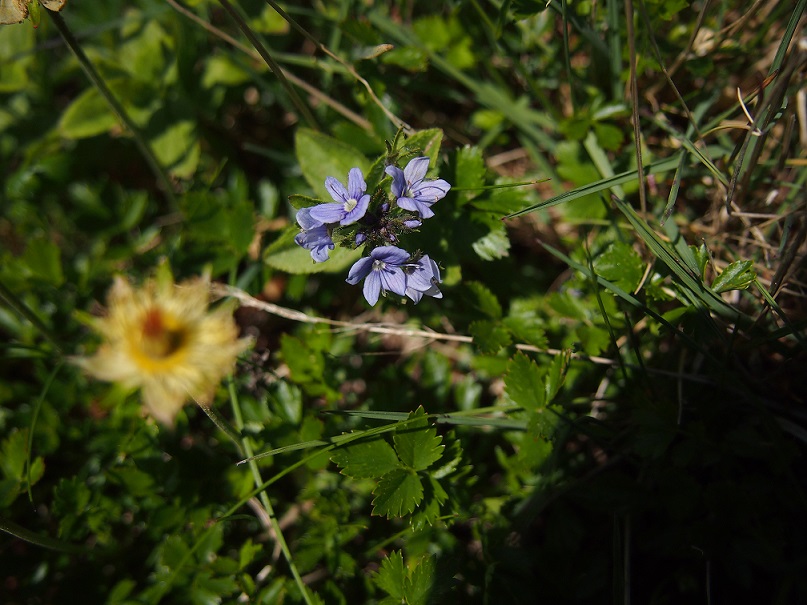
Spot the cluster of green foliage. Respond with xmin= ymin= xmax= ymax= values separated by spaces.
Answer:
xmin=2 ymin=0 xmax=806 ymax=603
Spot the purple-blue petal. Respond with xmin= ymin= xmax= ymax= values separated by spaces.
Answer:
xmin=325 ymin=176 xmax=349 ymax=203
xmin=346 ymin=257 xmax=373 ymax=285
xmin=371 ymin=245 xmax=410 ymax=265
xmin=380 ymin=267 xmax=407 ymax=297
xmin=296 ymin=207 xmax=322 ymax=230
xmin=385 ymin=166 xmax=406 ymax=198
xmin=403 ymin=157 xmax=429 ymax=186
xmin=347 ymin=168 xmax=366 ymax=200
xmin=363 ymin=271 xmax=382 ymax=306
xmin=310 ymin=202 xmax=347 ymax=224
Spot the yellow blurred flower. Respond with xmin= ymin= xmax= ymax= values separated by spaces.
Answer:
xmin=76 ymin=273 xmax=252 ymax=426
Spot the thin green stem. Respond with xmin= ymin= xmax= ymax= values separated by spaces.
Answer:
xmin=226 ymin=378 xmax=315 ymax=605
xmin=48 ymin=11 xmax=178 ymax=208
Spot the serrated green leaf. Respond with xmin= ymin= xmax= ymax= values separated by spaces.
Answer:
xmin=592 ymin=241 xmax=645 ymax=293
xmin=466 ymin=281 xmax=502 ymax=319
xmin=405 ymin=555 xmax=436 ymax=605
xmin=504 ymin=352 xmax=545 ymax=411
xmin=472 ymin=220 xmax=510 ymax=261
xmin=372 ymin=468 xmax=424 ymax=518
xmin=711 ymin=260 xmax=756 ymax=293
xmin=394 ymin=409 xmax=444 ymax=471
xmin=502 ymin=315 xmax=548 ymax=349
xmin=373 ymin=550 xmax=406 ymax=599
xmin=470 ymin=320 xmax=511 ymax=354
xmin=410 ymin=476 xmax=449 ymax=530
xmin=264 ymin=227 xmax=363 ymax=274
xmin=296 ymin=128 xmax=370 ymax=200
xmin=528 ymin=404 xmax=561 ymax=440
xmin=331 ymin=438 xmax=400 ymax=479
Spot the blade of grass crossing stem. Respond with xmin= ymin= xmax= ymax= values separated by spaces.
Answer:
xmin=584 ymin=131 xmax=625 ymax=198
xmin=649 ymin=115 xmax=728 ymax=187
xmin=612 ymin=197 xmax=745 ymax=321
xmin=504 ymin=155 xmax=681 ymax=218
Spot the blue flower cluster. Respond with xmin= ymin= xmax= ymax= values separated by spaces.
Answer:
xmin=294 ymin=157 xmax=450 ymax=306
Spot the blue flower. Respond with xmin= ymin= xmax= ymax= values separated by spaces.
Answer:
xmin=385 ymin=157 xmax=451 ymax=219
xmin=346 ymin=246 xmax=409 ymax=306
xmin=309 ymin=167 xmax=371 ymax=226
xmin=294 ymin=207 xmax=334 ymax=262
xmin=404 ymin=255 xmax=442 ymax=303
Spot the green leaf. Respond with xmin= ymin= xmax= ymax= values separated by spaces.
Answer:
xmin=202 ymin=54 xmax=252 ymax=88
xmin=58 ymin=87 xmax=119 ymax=139
xmin=0 ymin=23 xmax=34 ymax=93
xmin=373 ymin=550 xmax=406 ymax=599
xmin=23 ymin=237 xmax=64 ymax=286
xmin=150 ymin=120 xmax=200 ymax=179
xmin=264 ymin=227 xmax=363 ymax=275
xmin=467 ymin=281 xmax=502 ymax=319
xmin=689 ymin=243 xmax=710 ymax=279
xmin=399 ymin=128 xmax=444 ymax=168
xmin=502 ymin=315 xmax=548 ymax=349
xmin=1 ymin=430 xmax=29 ymax=480
xmin=331 ymin=438 xmax=400 ymax=479
xmin=471 ymin=218 xmax=511 ymax=261
xmin=711 ymin=260 xmax=756 ymax=293
xmin=279 ymin=334 xmax=324 ymax=384
xmin=405 ymin=555 xmax=436 ymax=605
xmin=504 ymin=352 xmax=545 ymax=411
xmin=528 ymin=404 xmax=561 ymax=440
xmin=295 ymin=128 xmax=370 ymax=200
xmin=393 ymin=408 xmax=444 ymax=471
xmin=452 ymin=146 xmax=485 ymax=205
xmin=470 ymin=320 xmax=511 ymax=354
xmin=288 ymin=194 xmax=322 ymax=210
xmin=410 ymin=476 xmax=449 ymax=530
xmin=381 ymin=46 xmax=429 ymax=71
xmin=372 ymin=468 xmax=424 ymax=518
xmin=592 ymin=241 xmax=645 ymax=293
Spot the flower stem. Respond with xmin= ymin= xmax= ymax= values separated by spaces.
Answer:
xmin=226 ymin=377 xmax=315 ymax=605
xmin=48 ymin=11 xmax=178 ymax=208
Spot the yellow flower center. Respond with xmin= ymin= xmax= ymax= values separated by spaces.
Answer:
xmin=131 ymin=308 xmax=189 ymax=371
xmin=344 ymin=197 xmax=358 ymax=212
